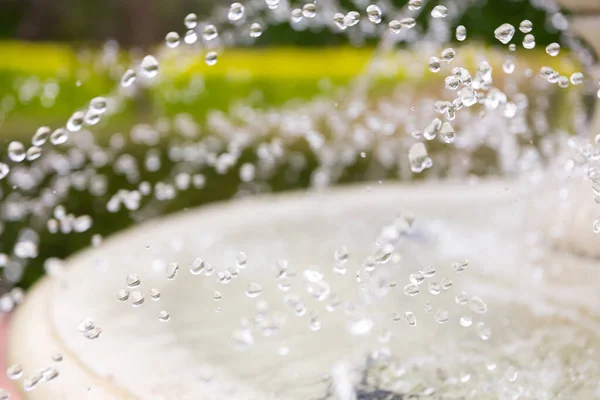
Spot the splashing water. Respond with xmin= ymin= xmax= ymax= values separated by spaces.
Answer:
xmin=2 ymin=0 xmax=600 ymax=399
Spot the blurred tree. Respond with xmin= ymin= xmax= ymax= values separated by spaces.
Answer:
xmin=0 ymin=0 xmax=565 ymax=48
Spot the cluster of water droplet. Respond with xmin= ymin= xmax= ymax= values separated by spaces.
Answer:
xmin=0 ymin=0 xmax=599 ymax=397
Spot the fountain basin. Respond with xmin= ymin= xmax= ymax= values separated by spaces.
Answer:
xmin=8 ymin=180 xmax=600 ymax=399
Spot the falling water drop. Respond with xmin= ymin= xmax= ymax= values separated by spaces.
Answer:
xmin=228 ymin=3 xmax=245 ymax=21
xmin=366 ymin=5 xmax=382 ymax=24
xmin=32 ymin=126 xmax=51 ymax=146
xmin=66 ymin=111 xmax=84 ymax=131
xmin=344 ymin=11 xmax=360 ymax=27
xmin=166 ymin=262 xmax=179 ymax=280
xmin=404 ymin=311 xmax=417 ymax=327
xmin=459 ymin=316 xmax=473 ymax=327
xmin=121 ymin=69 xmax=137 ymax=87
xmin=545 ymin=42 xmax=560 ymax=57
xmin=50 ymin=128 xmax=68 ymax=145
xmin=184 ymin=29 xmax=198 ymax=44
xmin=245 ymin=282 xmax=263 ymax=298
xmin=117 ymin=289 xmax=129 ymax=301
xmin=456 ymin=25 xmax=467 ymax=41
xmin=404 ymin=283 xmax=420 ymax=296
xmin=469 ymin=296 xmax=488 ymax=314
xmin=523 ymin=34 xmax=535 ymax=49
xmin=205 ymin=51 xmax=218 ymax=66
xmin=302 ymin=3 xmax=317 ymax=18
xmin=7 ymin=141 xmax=26 ymax=162
xmin=408 ymin=0 xmax=422 ymax=11
xmin=165 ymin=32 xmax=180 ymax=48
xmin=190 ymin=258 xmax=206 ymax=275
xmin=184 ymin=13 xmax=198 ymax=29
xmin=126 ymin=273 xmax=140 ymax=288
xmin=249 ymin=23 xmax=263 ymax=38
xmin=130 ymin=291 xmax=144 ymax=307
xmin=440 ymin=122 xmax=455 ymax=143
xmin=7 ymin=364 xmax=23 ymax=380
xmin=428 ymin=57 xmax=441 ymax=73
xmin=453 ymin=259 xmax=468 ymax=272
xmin=494 ymin=23 xmax=515 ymax=44
xmin=570 ymin=72 xmax=584 ymax=85
xmin=149 ymin=288 xmax=161 ymax=301
xmin=476 ymin=322 xmax=492 ymax=340
xmin=203 ymin=25 xmax=218 ymax=41
xmin=435 ymin=308 xmax=449 ymax=323
xmin=408 ymin=142 xmax=432 ymax=173
xmin=431 ymin=5 xmax=448 ymax=18
xmin=158 ymin=310 xmax=171 ymax=322
xmin=400 ymin=17 xmax=416 ymax=29
xmin=519 ymin=19 xmax=532 ymax=33
xmin=140 ymin=55 xmax=159 ymax=79
xmin=388 ymin=20 xmax=401 ymax=34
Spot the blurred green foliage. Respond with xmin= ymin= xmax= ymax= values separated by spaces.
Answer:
xmin=0 ymin=0 xmax=564 ymax=48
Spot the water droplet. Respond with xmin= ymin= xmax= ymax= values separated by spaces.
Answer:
xmin=404 ymin=311 xmax=417 ymax=327
xmin=404 ymin=283 xmax=420 ymax=296
xmin=408 ymin=142 xmax=432 ymax=173
xmin=523 ymin=34 xmax=535 ymax=49
xmin=309 ymin=315 xmax=322 ymax=331
xmin=213 ymin=290 xmax=223 ymax=301
xmin=344 ymin=11 xmax=360 ymax=27
xmin=334 ymin=246 xmax=349 ymax=264
xmin=519 ymin=19 xmax=532 ymax=33
xmin=494 ymin=23 xmax=515 ymax=44
xmin=158 ymin=310 xmax=171 ymax=322
xmin=121 ymin=69 xmax=137 ymax=87
xmin=428 ymin=281 xmax=441 ymax=295
xmin=440 ymin=122 xmax=455 ymax=143
xmin=90 ymin=97 xmax=108 ymax=114
xmin=409 ymin=271 xmax=425 ymax=285
xmin=408 ymin=0 xmax=422 ymax=11
xmin=149 ymin=288 xmax=161 ymax=301
xmin=184 ymin=29 xmax=198 ymax=44
xmin=303 ymin=268 xmax=324 ymax=283
xmin=245 ymin=282 xmax=263 ymax=298
xmin=440 ymin=278 xmax=453 ymax=290
xmin=228 ymin=3 xmax=245 ymax=21
xmin=456 ymin=25 xmax=467 ymax=41
xmin=166 ymin=262 xmax=179 ymax=280
xmin=165 ymin=31 xmax=180 ymax=48
xmin=131 ymin=291 xmax=144 ymax=307
xmin=428 ymin=57 xmax=441 ymax=73
xmin=7 ymin=364 xmax=23 ymax=380
xmin=570 ymin=72 xmax=584 ymax=85
xmin=266 ymin=0 xmax=279 ymax=9
xmin=302 ymin=3 xmax=317 ymax=18
xmin=51 ymin=353 xmax=63 ymax=362
xmin=249 ymin=22 xmax=263 ymax=38
xmin=205 ymin=51 xmax=218 ymax=66
xmin=366 ymin=5 xmax=382 ymax=24
xmin=460 ymin=315 xmax=472 ymax=327
xmin=218 ymin=270 xmax=232 ymax=284
xmin=140 ymin=55 xmax=159 ymax=79
xmin=422 ymin=265 xmax=436 ymax=277
xmin=126 ymin=273 xmax=140 ymax=288
xmin=434 ymin=308 xmax=449 ymax=323
xmin=441 ymin=48 xmax=456 ymax=63
xmin=202 ymin=25 xmax=218 ymax=41
xmin=26 ymin=147 xmax=43 ymax=163
xmin=476 ymin=322 xmax=492 ymax=340
xmin=593 ymin=218 xmax=600 ymax=234
xmin=50 ymin=128 xmax=68 ymax=145
xmin=291 ymin=8 xmax=303 ymax=23
xmin=333 ymin=13 xmax=345 ymax=29
xmin=42 ymin=366 xmax=59 ymax=382
xmin=84 ymin=327 xmax=102 ymax=340
xmin=78 ymin=318 xmax=95 ymax=333
xmin=455 ymin=292 xmax=469 ymax=305
xmin=117 ymin=289 xmax=130 ymax=301
xmin=505 ymin=365 xmax=519 ymax=382
xmin=23 ymin=372 xmax=42 ymax=392
xmin=32 ymin=126 xmax=51 ymax=146
xmin=184 ymin=13 xmax=198 ymax=29
xmin=8 ymin=141 xmax=26 ymax=162
xmin=400 ymin=17 xmax=416 ymax=29
xmin=469 ymin=296 xmax=488 ymax=314
xmin=503 ymin=58 xmax=515 ymax=74
xmin=388 ymin=20 xmax=401 ymax=34
xmin=0 ymin=389 xmax=8 ymax=400
xmin=545 ymin=42 xmax=560 ymax=57
xmin=190 ymin=257 xmax=206 ymax=275
xmin=452 ymin=259 xmax=468 ymax=272
xmin=431 ymin=5 xmax=448 ymax=19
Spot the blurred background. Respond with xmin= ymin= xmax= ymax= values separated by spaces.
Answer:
xmin=0 ymin=0 xmax=586 ymax=289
